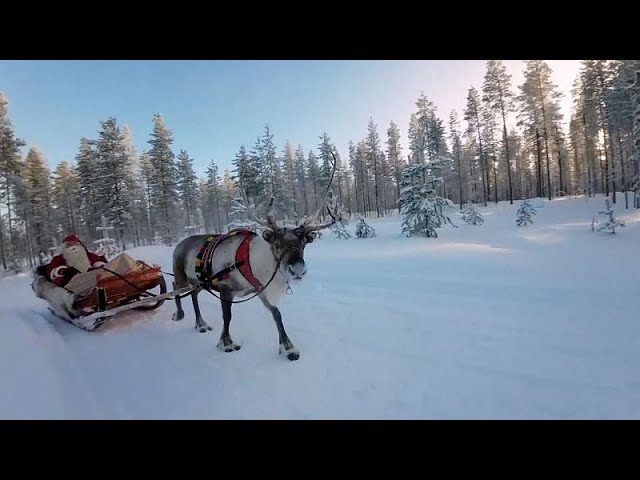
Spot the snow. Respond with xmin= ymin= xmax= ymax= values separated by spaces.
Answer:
xmin=2 ymin=194 xmax=640 ymax=419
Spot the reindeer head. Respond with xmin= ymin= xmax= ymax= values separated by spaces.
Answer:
xmin=240 ymin=152 xmax=340 ymax=280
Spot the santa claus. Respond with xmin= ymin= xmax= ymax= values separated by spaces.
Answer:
xmin=46 ymin=234 xmax=107 ymax=288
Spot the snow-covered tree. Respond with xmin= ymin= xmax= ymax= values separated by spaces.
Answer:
xmin=327 ymin=190 xmax=350 ymax=239
xmin=226 ymin=196 xmax=264 ymax=233
xmin=461 ymin=201 xmax=484 ymax=225
xmin=464 ymin=86 xmax=488 ymax=206
xmin=0 ymin=92 xmax=26 ymax=269
xmin=22 ymin=147 xmax=54 ymax=260
xmin=176 ymin=149 xmax=198 ymax=228
xmin=51 ymin=160 xmax=79 ymax=236
xmin=483 ymin=60 xmax=516 ymax=204
xmin=516 ymin=199 xmax=536 ymax=226
xmin=94 ymin=117 xmax=133 ymax=249
xmin=400 ymin=162 xmax=456 ymax=238
xmin=594 ymin=198 xmax=625 ymax=233
xmin=355 ymin=213 xmax=376 ymax=238
xmin=147 ymin=113 xmax=178 ymax=245
xmin=203 ymin=160 xmax=223 ymax=232
xmin=293 ymin=145 xmax=309 ymax=216
xmin=386 ymin=121 xmax=404 ymax=207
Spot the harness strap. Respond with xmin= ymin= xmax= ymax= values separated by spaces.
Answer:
xmin=235 ymin=234 xmax=265 ymax=292
xmin=195 ymin=229 xmax=264 ymax=293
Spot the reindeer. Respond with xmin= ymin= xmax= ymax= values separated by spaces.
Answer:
xmin=171 ymin=154 xmax=339 ymax=361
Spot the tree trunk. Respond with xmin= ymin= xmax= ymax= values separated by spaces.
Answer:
xmin=535 ymin=127 xmax=544 ymax=198
xmin=553 ymin=122 xmax=565 ymax=195
xmin=535 ymin=71 xmax=553 ymax=200
xmin=582 ymin=113 xmax=593 ymax=197
xmin=615 ymin=127 xmax=628 ymax=209
xmin=0 ymin=223 xmax=7 ymax=270
xmin=501 ymin=108 xmax=513 ymax=204
xmin=456 ymin=142 xmax=464 ymax=209
xmin=571 ymin=129 xmax=581 ymax=195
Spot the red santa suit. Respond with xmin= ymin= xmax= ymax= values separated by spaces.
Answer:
xmin=46 ymin=234 xmax=107 ymax=287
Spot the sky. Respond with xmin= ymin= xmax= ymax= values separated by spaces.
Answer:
xmin=0 ymin=60 xmax=582 ymax=177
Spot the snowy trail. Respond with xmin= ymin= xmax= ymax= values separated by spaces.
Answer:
xmin=1 ymin=195 xmax=640 ymax=419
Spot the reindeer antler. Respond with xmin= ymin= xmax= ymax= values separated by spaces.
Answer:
xmin=302 ymin=150 xmax=339 ymax=230
xmin=304 ymin=205 xmax=340 ymax=232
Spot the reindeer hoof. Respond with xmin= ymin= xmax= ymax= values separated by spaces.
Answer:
xmin=196 ymin=323 xmax=212 ymax=333
xmin=217 ymin=339 xmax=241 ymax=352
xmin=280 ymin=345 xmax=300 ymax=361
xmin=172 ymin=311 xmax=184 ymax=322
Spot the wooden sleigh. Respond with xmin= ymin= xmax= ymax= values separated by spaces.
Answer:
xmin=36 ymin=260 xmax=193 ymax=331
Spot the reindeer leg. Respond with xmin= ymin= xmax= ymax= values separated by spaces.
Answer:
xmin=172 ymin=281 xmax=185 ymax=322
xmin=190 ymin=287 xmax=212 ymax=333
xmin=259 ymin=297 xmax=299 ymax=361
xmin=217 ymin=287 xmax=241 ymax=352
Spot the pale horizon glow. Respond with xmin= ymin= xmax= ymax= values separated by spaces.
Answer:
xmin=0 ymin=60 xmax=582 ymax=177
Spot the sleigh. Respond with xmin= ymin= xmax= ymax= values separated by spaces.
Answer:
xmin=34 ymin=259 xmax=191 ymax=332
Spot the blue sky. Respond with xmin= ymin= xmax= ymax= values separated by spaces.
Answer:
xmin=0 ymin=60 xmax=581 ymax=177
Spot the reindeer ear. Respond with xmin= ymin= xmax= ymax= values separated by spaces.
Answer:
xmin=262 ymin=229 xmax=276 ymax=243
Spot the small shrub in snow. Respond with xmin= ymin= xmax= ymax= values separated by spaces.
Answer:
xmin=461 ymin=202 xmax=484 ymax=225
xmin=327 ymin=190 xmax=350 ymax=239
xmin=593 ymin=198 xmax=625 ymax=234
xmin=355 ymin=213 xmax=376 ymax=238
xmin=516 ymin=200 xmax=536 ymax=226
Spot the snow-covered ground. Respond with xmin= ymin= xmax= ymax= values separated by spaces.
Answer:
xmin=2 ymin=194 xmax=639 ymax=419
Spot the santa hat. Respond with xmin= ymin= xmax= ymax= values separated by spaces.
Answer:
xmin=63 ymin=234 xmax=83 ymax=246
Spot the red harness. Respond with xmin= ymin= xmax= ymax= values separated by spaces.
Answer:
xmin=234 ymin=234 xmax=264 ymax=292
xmin=195 ymin=229 xmax=265 ymax=293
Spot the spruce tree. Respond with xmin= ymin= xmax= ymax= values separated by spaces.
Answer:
xmin=516 ymin=199 xmax=536 ymax=226
xmin=355 ymin=213 xmax=376 ymax=238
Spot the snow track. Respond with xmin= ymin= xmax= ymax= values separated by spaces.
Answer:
xmin=1 ymin=195 xmax=639 ymax=419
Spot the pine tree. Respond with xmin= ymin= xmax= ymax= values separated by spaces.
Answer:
xmin=23 ymin=147 xmax=54 ymax=260
xmin=516 ymin=199 xmax=536 ymax=226
xmin=293 ymin=145 xmax=309 ymax=217
xmin=51 ymin=161 xmax=79 ymax=236
xmin=386 ymin=121 xmax=404 ymax=208
xmin=365 ymin=118 xmax=383 ymax=217
xmin=464 ymin=86 xmax=488 ymax=205
xmin=449 ymin=110 xmax=465 ymax=209
xmin=138 ymin=152 xmax=155 ymax=241
xmin=0 ymin=92 xmax=26 ymax=269
xmin=483 ymin=60 xmax=516 ymax=204
xmin=355 ymin=213 xmax=376 ymax=238
xmin=282 ymin=141 xmax=297 ymax=218
xmin=233 ymin=144 xmax=259 ymax=203
xmin=205 ymin=160 xmax=223 ymax=232
xmin=518 ymin=61 xmax=564 ymax=201
xmin=147 ymin=113 xmax=178 ymax=245
xmin=306 ymin=150 xmax=321 ymax=214
xmin=94 ymin=117 xmax=133 ymax=249
xmin=176 ymin=149 xmax=198 ymax=228
xmin=461 ymin=201 xmax=484 ymax=225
